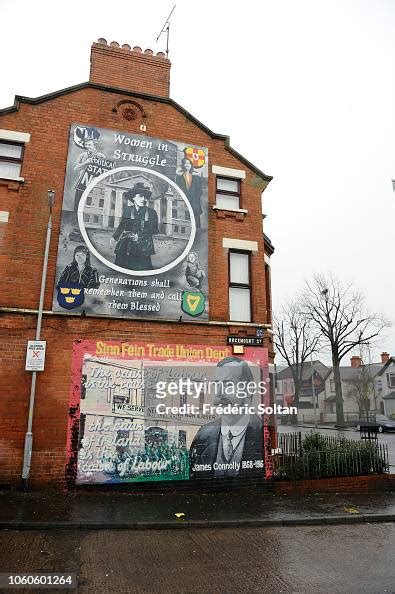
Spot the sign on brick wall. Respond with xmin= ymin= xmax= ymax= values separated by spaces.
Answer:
xmin=25 ymin=340 xmax=46 ymax=371
xmin=65 ymin=340 xmax=271 ymax=486
xmin=53 ymin=124 xmax=208 ymax=320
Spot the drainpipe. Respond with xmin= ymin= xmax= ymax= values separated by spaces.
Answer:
xmin=21 ymin=190 xmax=55 ymax=491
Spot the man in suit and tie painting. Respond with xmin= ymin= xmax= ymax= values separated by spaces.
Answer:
xmin=189 ymin=357 xmax=264 ymax=479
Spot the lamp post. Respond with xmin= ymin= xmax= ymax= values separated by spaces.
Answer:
xmin=21 ymin=190 xmax=55 ymax=491
xmin=311 ymin=354 xmax=317 ymax=428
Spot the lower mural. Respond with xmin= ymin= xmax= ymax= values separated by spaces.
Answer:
xmin=65 ymin=340 xmax=273 ymax=485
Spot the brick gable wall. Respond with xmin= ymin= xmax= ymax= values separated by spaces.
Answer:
xmin=0 ymin=43 xmax=274 ymax=488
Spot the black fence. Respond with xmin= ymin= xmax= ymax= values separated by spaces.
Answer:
xmin=273 ymin=432 xmax=389 ymax=481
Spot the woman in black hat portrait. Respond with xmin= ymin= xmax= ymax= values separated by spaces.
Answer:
xmin=110 ymin=182 xmax=159 ymax=271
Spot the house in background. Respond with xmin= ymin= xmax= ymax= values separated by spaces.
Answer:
xmin=274 ymin=352 xmax=395 ymax=424
xmin=377 ymin=355 xmax=395 ymax=418
xmin=322 ymin=352 xmax=395 ymax=422
xmin=275 ymin=361 xmax=329 ymax=423
xmin=274 ymin=364 xmax=287 ymax=408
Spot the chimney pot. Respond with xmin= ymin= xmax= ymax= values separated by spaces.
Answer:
xmin=133 ymin=46 xmax=142 ymax=53
xmin=97 ymin=38 xmax=107 ymax=45
xmin=122 ymin=44 xmax=131 ymax=50
xmin=381 ymin=352 xmax=390 ymax=364
xmin=144 ymin=48 xmax=154 ymax=55
xmin=156 ymin=52 xmax=166 ymax=59
xmin=350 ymin=356 xmax=362 ymax=368
xmin=110 ymin=41 xmax=120 ymax=47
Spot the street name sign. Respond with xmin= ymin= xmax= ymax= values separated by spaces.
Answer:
xmin=227 ymin=336 xmax=263 ymax=346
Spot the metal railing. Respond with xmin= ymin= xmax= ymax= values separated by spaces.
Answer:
xmin=273 ymin=432 xmax=389 ymax=480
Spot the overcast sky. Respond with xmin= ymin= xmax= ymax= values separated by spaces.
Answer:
xmin=1 ymin=0 xmax=394 ymax=364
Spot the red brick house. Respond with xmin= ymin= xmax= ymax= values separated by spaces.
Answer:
xmin=0 ymin=40 xmax=274 ymax=489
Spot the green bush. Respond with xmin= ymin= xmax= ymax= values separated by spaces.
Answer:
xmin=275 ymin=432 xmax=388 ymax=480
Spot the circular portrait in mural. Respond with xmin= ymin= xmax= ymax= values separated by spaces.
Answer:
xmin=77 ymin=167 xmax=196 ymax=276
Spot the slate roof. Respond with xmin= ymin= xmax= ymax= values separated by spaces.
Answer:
xmin=377 ymin=358 xmax=395 ymax=376
xmin=276 ymin=361 xmax=329 ymax=381
xmin=335 ymin=364 xmax=383 ymax=382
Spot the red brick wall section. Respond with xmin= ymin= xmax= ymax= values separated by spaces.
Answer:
xmin=0 ymin=314 xmax=234 ymax=489
xmin=275 ymin=474 xmax=395 ymax=495
xmin=0 ymin=88 xmax=269 ymax=323
xmin=90 ymin=41 xmax=171 ymax=97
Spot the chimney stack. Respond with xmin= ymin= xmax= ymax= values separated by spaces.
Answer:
xmin=381 ymin=352 xmax=390 ymax=365
xmin=350 ymin=356 xmax=362 ymax=368
xmin=90 ymin=39 xmax=171 ymax=97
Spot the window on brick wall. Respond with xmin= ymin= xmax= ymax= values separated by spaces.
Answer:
xmin=229 ymin=250 xmax=251 ymax=322
xmin=387 ymin=373 xmax=395 ymax=388
xmin=0 ymin=140 xmax=24 ymax=180
xmin=216 ymin=177 xmax=241 ymax=210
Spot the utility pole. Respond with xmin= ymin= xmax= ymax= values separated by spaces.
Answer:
xmin=21 ymin=189 xmax=55 ymax=491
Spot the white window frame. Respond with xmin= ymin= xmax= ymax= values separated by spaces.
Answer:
xmin=387 ymin=373 xmax=395 ymax=389
xmin=228 ymin=249 xmax=252 ymax=323
xmin=215 ymin=176 xmax=241 ymax=211
xmin=0 ymin=129 xmax=31 ymax=182
xmin=212 ymin=165 xmax=247 ymax=213
xmin=223 ymin=238 xmax=258 ymax=324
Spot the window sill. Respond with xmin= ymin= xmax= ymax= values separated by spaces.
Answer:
xmin=0 ymin=176 xmax=24 ymax=190
xmin=0 ymin=175 xmax=24 ymax=182
xmin=212 ymin=205 xmax=248 ymax=220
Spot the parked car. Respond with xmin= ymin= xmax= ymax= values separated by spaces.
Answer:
xmin=344 ymin=414 xmax=375 ymax=428
xmin=69 ymin=228 xmax=84 ymax=242
xmin=356 ymin=414 xmax=395 ymax=433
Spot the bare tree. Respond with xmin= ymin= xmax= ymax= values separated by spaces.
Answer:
xmin=302 ymin=273 xmax=388 ymax=427
xmin=346 ymin=363 xmax=376 ymax=418
xmin=274 ymin=299 xmax=320 ymax=421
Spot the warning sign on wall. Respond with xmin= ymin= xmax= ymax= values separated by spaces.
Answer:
xmin=25 ymin=340 xmax=46 ymax=372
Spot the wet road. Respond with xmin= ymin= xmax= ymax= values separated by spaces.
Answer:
xmin=277 ymin=425 xmax=395 ymax=469
xmin=0 ymin=524 xmax=393 ymax=593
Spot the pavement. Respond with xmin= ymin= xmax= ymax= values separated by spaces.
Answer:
xmin=0 ymin=487 xmax=394 ymax=530
xmin=2 ymin=524 xmax=394 ymax=593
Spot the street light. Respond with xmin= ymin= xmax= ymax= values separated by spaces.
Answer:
xmin=47 ymin=188 xmax=55 ymax=210
xmin=21 ymin=190 xmax=55 ymax=491
xmin=311 ymin=354 xmax=318 ymax=429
